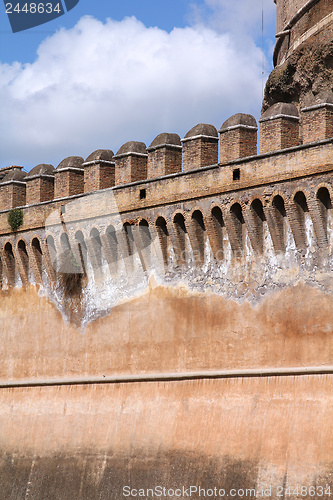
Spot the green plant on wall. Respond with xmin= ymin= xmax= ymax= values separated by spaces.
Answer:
xmin=8 ymin=208 xmax=23 ymax=231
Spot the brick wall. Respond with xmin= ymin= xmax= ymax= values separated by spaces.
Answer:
xmin=182 ymin=138 xmax=218 ymax=171
xmin=26 ymin=177 xmax=54 ymax=205
xmin=302 ymin=106 xmax=333 ymax=144
xmin=115 ymin=156 xmax=147 ymax=185
xmin=0 ymin=183 xmax=26 ymax=211
xmin=84 ymin=164 xmax=115 ymax=192
xmin=54 ymin=169 xmax=84 ymax=198
xmin=220 ymin=128 xmax=257 ymax=163
xmin=260 ymin=117 xmax=300 ymax=153
xmin=147 ymin=147 xmax=182 ymax=178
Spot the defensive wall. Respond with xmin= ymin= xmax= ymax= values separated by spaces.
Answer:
xmin=2 ymin=0 xmax=333 ymax=495
xmin=1 ymin=95 xmax=333 ymax=498
xmin=1 ymin=97 xmax=333 ymax=297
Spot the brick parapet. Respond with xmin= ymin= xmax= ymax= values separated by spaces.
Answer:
xmin=259 ymin=115 xmax=300 ymax=153
xmin=147 ymin=144 xmax=182 ymax=178
xmin=219 ymin=126 xmax=257 ymax=163
xmin=83 ymin=162 xmax=115 ymax=192
xmin=26 ymin=176 xmax=55 ymax=205
xmin=54 ymin=168 xmax=84 ymax=199
xmin=0 ymin=182 xmax=26 ymax=211
xmin=181 ymin=136 xmax=218 ymax=171
xmin=301 ymin=104 xmax=333 ymax=144
xmin=114 ymin=154 xmax=147 ymax=185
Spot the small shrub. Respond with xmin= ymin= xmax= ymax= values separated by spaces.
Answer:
xmin=8 ymin=208 xmax=23 ymax=231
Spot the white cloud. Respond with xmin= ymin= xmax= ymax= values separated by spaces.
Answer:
xmin=0 ymin=12 xmax=269 ymax=169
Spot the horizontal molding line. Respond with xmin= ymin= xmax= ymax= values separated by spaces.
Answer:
xmin=1 ymin=366 xmax=333 ymax=389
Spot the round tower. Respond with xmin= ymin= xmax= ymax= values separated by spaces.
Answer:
xmin=263 ymin=0 xmax=333 ymax=111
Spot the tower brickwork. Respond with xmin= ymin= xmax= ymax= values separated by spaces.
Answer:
xmin=263 ymin=0 xmax=333 ymax=111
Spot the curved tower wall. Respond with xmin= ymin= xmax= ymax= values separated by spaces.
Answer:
xmin=264 ymin=0 xmax=333 ymax=110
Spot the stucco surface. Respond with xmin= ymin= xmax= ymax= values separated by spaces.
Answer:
xmin=0 ymin=282 xmax=332 ymax=382
xmin=0 ymin=374 xmax=332 ymax=498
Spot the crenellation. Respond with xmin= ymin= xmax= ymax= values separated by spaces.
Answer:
xmin=182 ymin=124 xmax=218 ymax=171
xmin=147 ymin=133 xmax=182 ymax=178
xmin=54 ymin=156 xmax=84 ymax=199
xmin=114 ymin=141 xmax=147 ymax=185
xmin=2 ymin=98 xmax=333 ymax=220
xmin=219 ymin=114 xmax=258 ymax=163
xmin=25 ymin=164 xmax=55 ymax=205
xmin=0 ymin=95 xmax=333 ymax=289
xmin=0 ymin=169 xmax=27 ymax=211
xmin=83 ymin=149 xmax=115 ymax=192
xmin=259 ymin=102 xmax=300 ymax=153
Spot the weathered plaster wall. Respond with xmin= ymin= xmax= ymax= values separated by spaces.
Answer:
xmin=0 ymin=280 xmax=332 ymax=498
xmin=0 ymin=371 xmax=332 ymax=499
xmin=0 ymin=282 xmax=333 ymax=382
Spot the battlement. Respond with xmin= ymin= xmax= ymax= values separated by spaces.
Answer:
xmin=2 ymin=95 xmax=333 ymax=220
xmin=0 ymin=95 xmax=333 ymax=298
xmin=2 ymin=3 xmax=333 ymax=495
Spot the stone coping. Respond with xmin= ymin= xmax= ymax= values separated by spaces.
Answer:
xmin=82 ymin=160 xmax=115 ymax=167
xmin=301 ymin=103 xmax=333 ymax=112
xmin=147 ymin=143 xmax=182 ymax=152
xmin=259 ymin=113 xmax=300 ymax=123
xmin=181 ymin=134 xmax=219 ymax=143
xmin=218 ymin=124 xmax=258 ymax=133
xmin=25 ymin=174 xmax=55 ymax=181
xmin=54 ymin=167 xmax=84 ymax=173
xmin=113 ymin=152 xmax=148 ymax=160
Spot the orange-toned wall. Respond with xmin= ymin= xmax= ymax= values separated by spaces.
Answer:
xmin=0 ymin=282 xmax=333 ymax=382
xmin=0 ymin=282 xmax=333 ymax=498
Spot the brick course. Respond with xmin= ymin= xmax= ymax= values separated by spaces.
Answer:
xmin=115 ymin=155 xmax=147 ymax=185
xmin=147 ymin=146 xmax=182 ymax=178
xmin=54 ymin=169 xmax=84 ymax=199
xmin=26 ymin=177 xmax=54 ymax=205
xmin=84 ymin=163 xmax=115 ymax=192
xmin=301 ymin=105 xmax=333 ymax=144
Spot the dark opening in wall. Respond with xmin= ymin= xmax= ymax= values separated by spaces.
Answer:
xmin=271 ymin=195 xmax=287 ymax=252
xmin=210 ymin=206 xmax=224 ymax=260
xmin=191 ymin=210 xmax=206 ymax=263
xmin=233 ymin=168 xmax=240 ymax=181
xmin=4 ymin=242 xmax=15 ymax=287
xmin=173 ymin=213 xmax=187 ymax=265
xmin=273 ymin=195 xmax=287 ymax=217
xmin=230 ymin=203 xmax=244 ymax=255
xmin=293 ymin=191 xmax=309 ymax=250
xmin=316 ymin=187 xmax=332 ymax=244
xmin=140 ymin=188 xmax=146 ymax=200
xmin=17 ymin=239 xmax=29 ymax=282
xmin=32 ymin=237 xmax=43 ymax=279
xmin=155 ymin=216 xmax=169 ymax=268
xmin=250 ymin=199 xmax=266 ymax=254
xmin=251 ymin=199 xmax=266 ymax=222
xmin=105 ymin=225 xmax=118 ymax=270
xmin=317 ymin=187 xmax=332 ymax=210
xmin=294 ymin=191 xmax=308 ymax=212
xmin=75 ymin=231 xmax=87 ymax=275
xmin=90 ymin=228 xmax=103 ymax=270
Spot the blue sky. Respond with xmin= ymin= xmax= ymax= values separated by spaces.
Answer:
xmin=0 ymin=0 xmax=196 ymax=63
xmin=0 ymin=0 xmax=276 ymax=170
